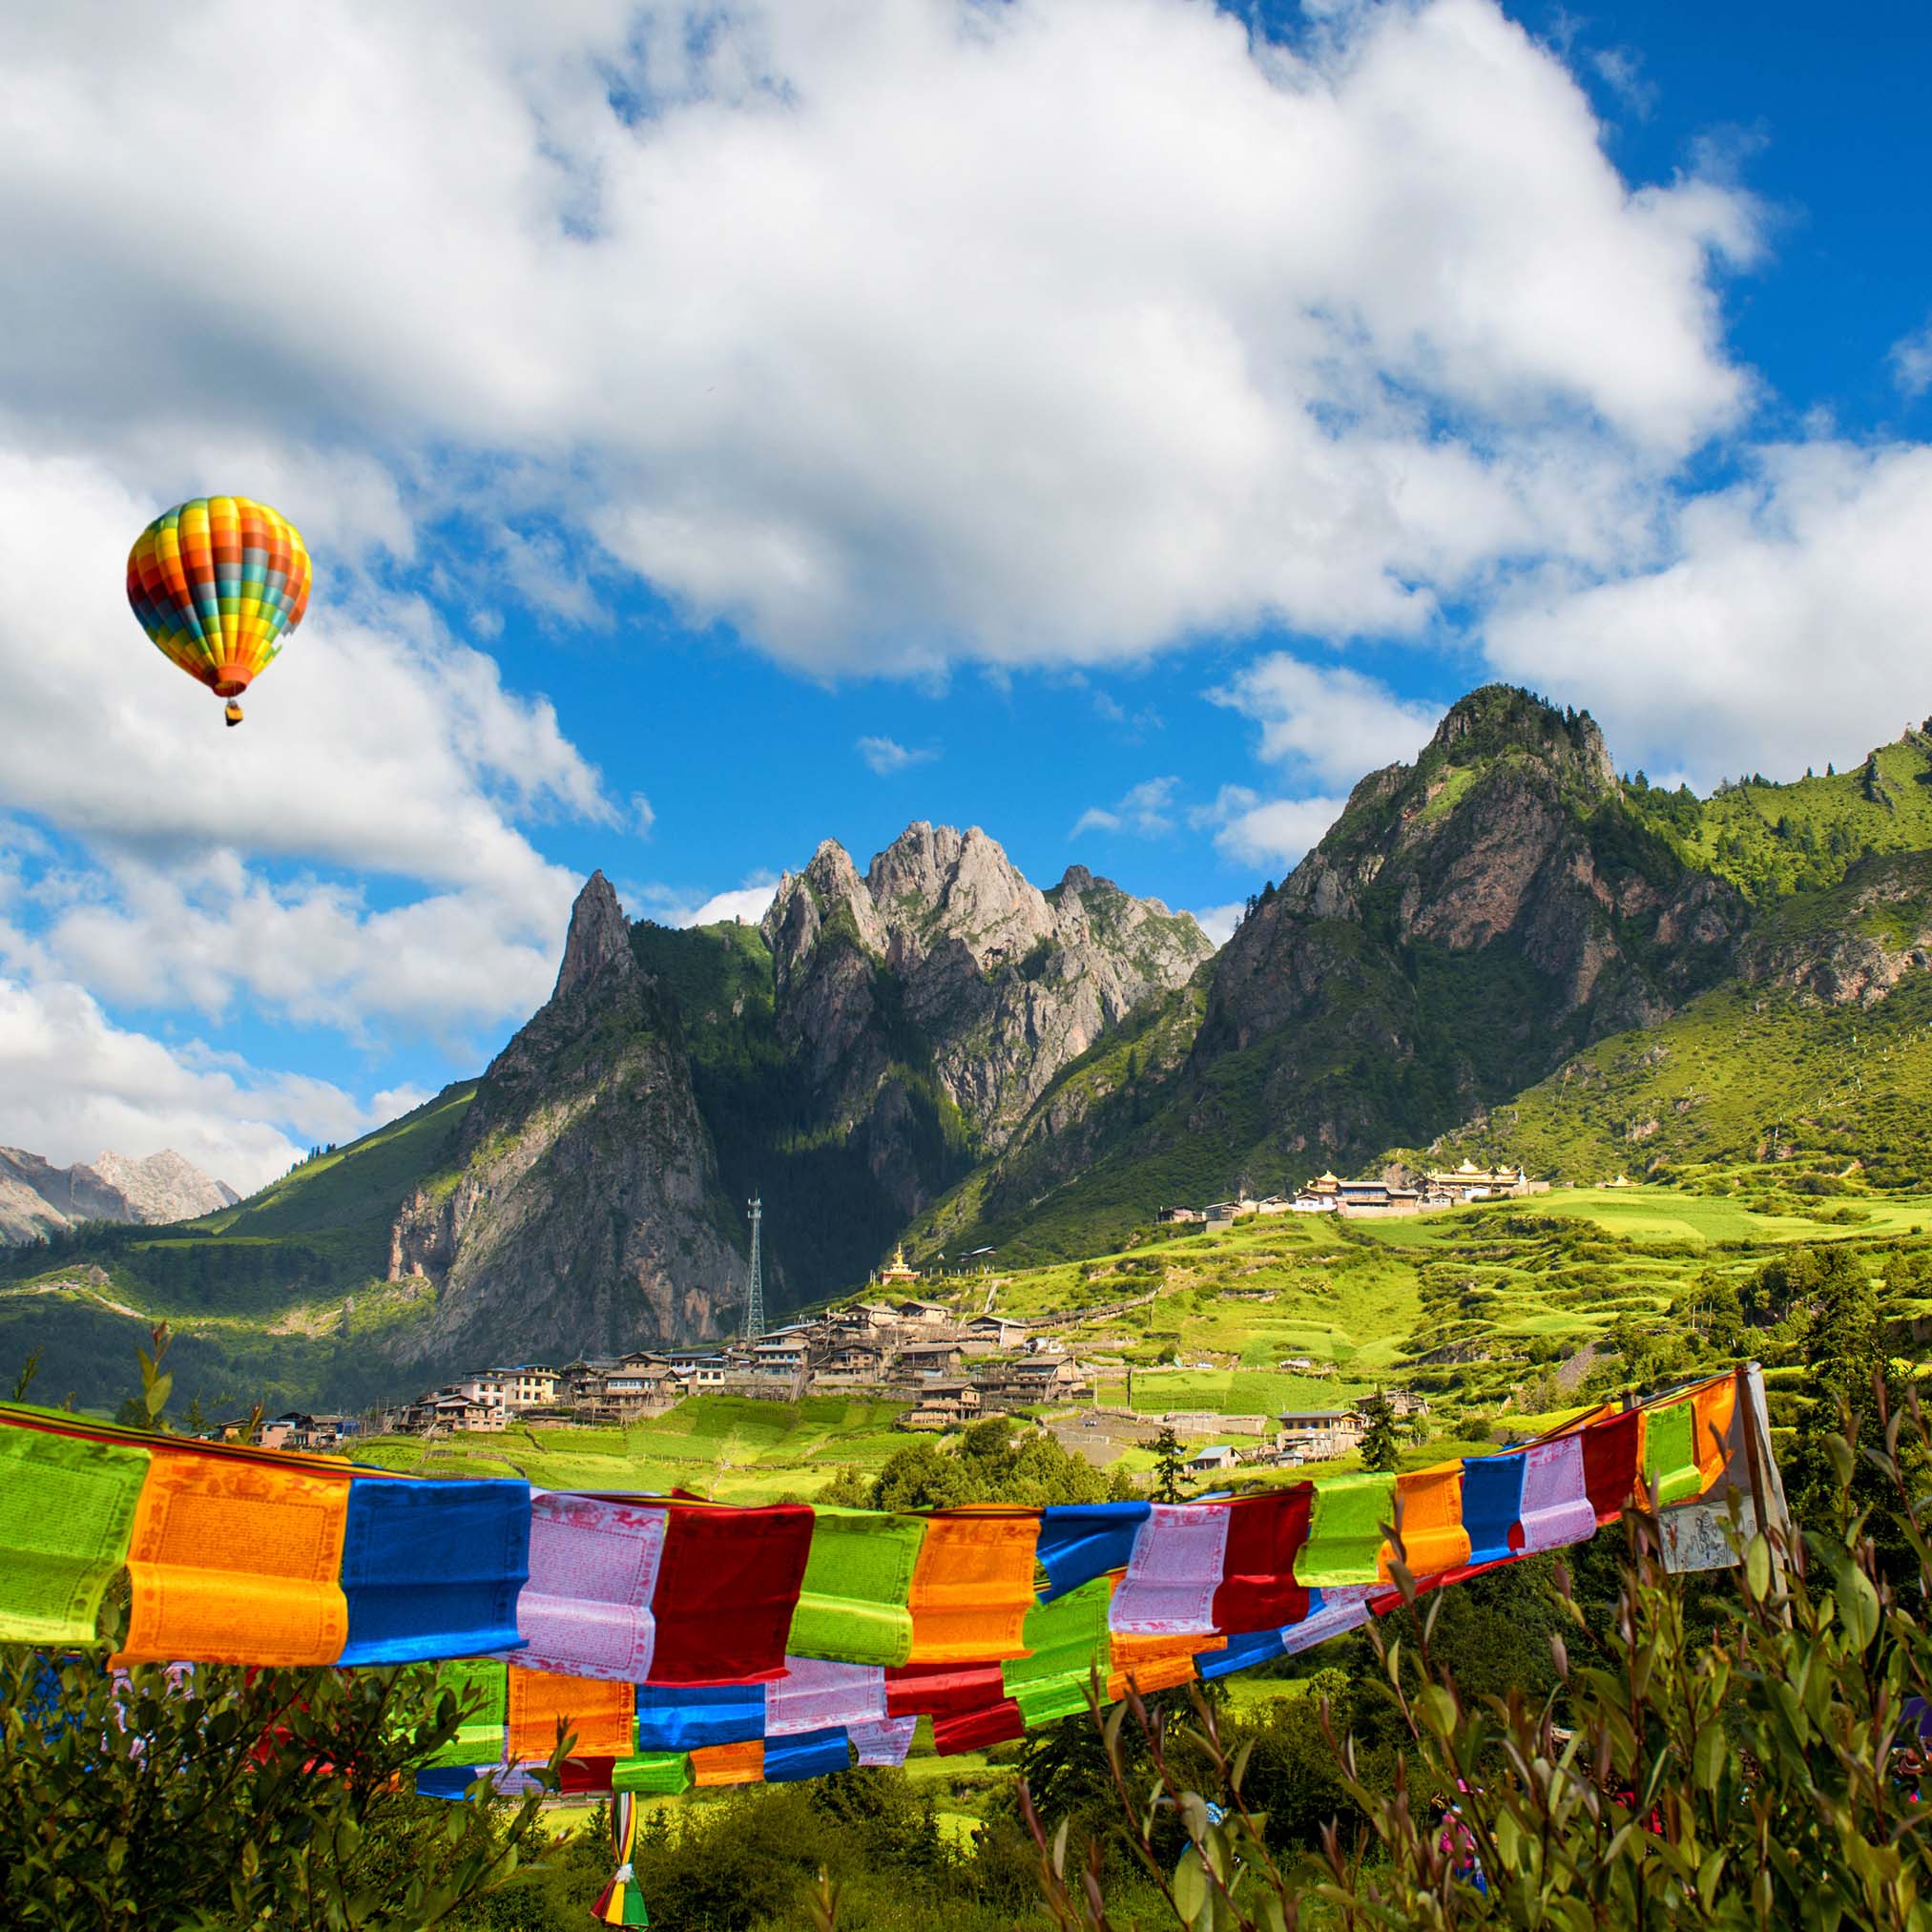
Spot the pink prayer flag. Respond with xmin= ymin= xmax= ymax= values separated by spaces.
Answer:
xmin=1109 ymin=1504 xmax=1232 ymax=1636
xmin=1517 ymin=1436 xmax=1596 ymax=1555
xmin=764 ymin=1657 xmax=886 ymax=1736
xmin=511 ymin=1493 xmax=668 ymax=1681
xmin=849 ymin=1715 xmax=919 ymax=1766
xmin=1280 ymin=1585 xmax=1374 ymax=1655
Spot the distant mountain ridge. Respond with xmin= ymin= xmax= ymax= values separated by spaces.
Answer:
xmin=5 ymin=686 xmax=1929 ymax=1408
xmin=0 ymin=1147 xmax=238 ymax=1244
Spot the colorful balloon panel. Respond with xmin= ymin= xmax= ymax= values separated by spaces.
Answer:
xmin=126 ymin=496 xmax=310 ymax=699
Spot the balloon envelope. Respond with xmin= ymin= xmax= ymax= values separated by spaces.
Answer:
xmin=126 ymin=496 xmax=311 ymax=700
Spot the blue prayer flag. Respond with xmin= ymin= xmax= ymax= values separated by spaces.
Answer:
xmin=1035 ymin=1502 xmax=1151 ymax=1602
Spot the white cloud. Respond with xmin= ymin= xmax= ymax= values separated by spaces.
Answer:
xmin=1213 ymin=657 xmax=1443 ymax=787
xmin=1589 ymin=48 xmax=1657 ymax=119
xmin=1192 ymin=785 xmax=1345 ymax=870
xmin=1073 ymin=777 xmax=1179 ymax=840
xmin=0 ymin=0 xmax=1760 ymax=673
xmin=1891 ymin=319 xmax=1932 ymax=399
xmin=1484 ymin=438 xmax=1932 ymax=782
xmin=1190 ymin=903 xmax=1244 ymax=947
xmin=7 ymin=853 xmax=567 ymax=1047
xmin=857 ymin=736 xmax=939 ymax=776
xmin=631 ymin=794 xmax=657 ymax=838
xmin=630 ymin=873 xmax=782 ymax=929
xmin=0 ymin=976 xmax=420 ymax=1193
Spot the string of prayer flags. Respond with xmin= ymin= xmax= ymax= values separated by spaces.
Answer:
xmin=511 ymin=1493 xmax=665 ymax=1682
xmin=1385 ymin=1465 xmax=1470 ymax=1581
xmin=645 ymin=1502 xmax=813 ymax=1683
xmin=690 ymin=1739 xmax=765 ymax=1787
xmin=116 ymin=1447 xmax=351 ymax=1667
xmin=1033 ymin=1501 xmax=1150 ymax=1601
xmin=764 ymin=1658 xmax=885 ymax=1736
xmin=786 ymin=1506 xmax=925 ymax=1666
xmin=905 ymin=1510 xmax=1039 ymax=1662
xmin=1004 ymin=1579 xmax=1111 ymax=1727
xmin=763 ymin=1726 xmax=854 ymax=1782
xmin=1460 ymin=1450 xmax=1527 ymax=1568
xmin=634 ymin=1682 xmax=766 ymax=1752
xmin=0 ymin=1424 xmax=150 ymax=1645
xmin=1642 ymin=1400 xmax=1704 ymax=1508
xmin=1110 ymin=1503 xmax=1232 ymax=1635
xmin=849 ymin=1715 xmax=919 ymax=1767
xmin=613 ymin=1752 xmax=693 ymax=1797
xmin=1517 ymin=1434 xmax=1597 ymax=1553
xmin=1583 ymin=1409 xmax=1646 ymax=1523
xmin=1295 ymin=1473 xmax=1398 ymax=1588
xmin=506 ymin=1664 xmax=634 ymax=1761
xmin=338 ymin=1476 xmax=530 ymax=1666
xmin=1211 ymin=1486 xmax=1313 ymax=1635
xmin=424 ymin=1660 xmax=510 ymax=1769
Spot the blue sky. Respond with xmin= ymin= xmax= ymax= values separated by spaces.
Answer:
xmin=1 ymin=0 xmax=1928 ymax=1188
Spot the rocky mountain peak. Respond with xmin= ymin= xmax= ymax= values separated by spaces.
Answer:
xmin=1424 ymin=684 xmax=1617 ymax=795
xmin=0 ymin=1145 xmax=238 ymax=1244
xmin=553 ymin=871 xmax=634 ymax=1001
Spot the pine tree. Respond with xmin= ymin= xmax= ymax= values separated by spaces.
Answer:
xmin=1792 ymin=1244 xmax=1911 ymax=1546
xmin=1358 ymin=1392 xmax=1402 ymax=1473
xmin=1151 ymin=1426 xmax=1192 ymax=1503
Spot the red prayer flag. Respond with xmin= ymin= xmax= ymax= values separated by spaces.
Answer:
xmin=1212 ymin=1485 xmax=1313 ymax=1633
xmin=645 ymin=1502 xmax=814 ymax=1684
xmin=885 ymin=1661 xmax=1008 ymax=1719
xmin=1582 ymin=1410 xmax=1644 ymax=1524
xmin=932 ymin=1697 xmax=1026 ymax=1755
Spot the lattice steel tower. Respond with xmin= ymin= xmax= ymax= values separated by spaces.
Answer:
xmin=744 ymin=1195 xmax=766 ymax=1343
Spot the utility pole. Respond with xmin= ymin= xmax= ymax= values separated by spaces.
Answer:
xmin=744 ymin=1195 xmax=766 ymax=1343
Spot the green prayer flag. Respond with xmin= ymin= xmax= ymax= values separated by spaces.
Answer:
xmin=786 ymin=1506 xmax=926 ymax=1666
xmin=426 ymin=1659 xmax=509 ymax=1768
xmin=1005 ymin=1579 xmax=1110 ymax=1727
xmin=613 ymin=1751 xmax=692 ymax=1796
xmin=1297 ymin=1473 xmax=1397 ymax=1588
xmin=0 ymin=1425 xmax=150 ymax=1644
xmin=1645 ymin=1401 xmax=1702 ymax=1507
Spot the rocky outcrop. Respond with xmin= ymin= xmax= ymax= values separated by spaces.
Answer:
xmin=385 ymin=873 xmax=740 ymax=1366
xmin=1206 ymin=686 xmax=1744 ymax=1060
xmin=1737 ymin=853 xmax=1932 ymax=1006
xmin=762 ymin=822 xmax=1213 ymax=1153
xmin=0 ymin=1146 xmax=238 ymax=1244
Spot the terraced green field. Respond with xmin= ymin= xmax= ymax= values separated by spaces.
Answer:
xmin=352 ymin=1395 xmax=913 ymax=1501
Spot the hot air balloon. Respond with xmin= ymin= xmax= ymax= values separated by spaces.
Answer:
xmin=126 ymin=496 xmax=311 ymax=726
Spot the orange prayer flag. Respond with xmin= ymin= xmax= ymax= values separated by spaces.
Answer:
xmin=1693 ymin=1378 xmax=1738 ymax=1489
xmin=1107 ymin=1628 xmax=1225 ymax=1699
xmin=507 ymin=1666 xmax=636 ymax=1761
xmin=690 ymin=1737 xmax=766 ymax=1787
xmin=905 ymin=1511 xmax=1039 ymax=1664
xmin=1381 ymin=1464 xmax=1471 ymax=1584
xmin=115 ymin=1445 xmax=351 ymax=1667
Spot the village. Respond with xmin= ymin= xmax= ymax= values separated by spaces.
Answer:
xmin=243 ymin=1160 xmax=1542 ymax=1469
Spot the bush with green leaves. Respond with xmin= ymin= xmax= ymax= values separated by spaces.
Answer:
xmin=0 ymin=1650 xmax=563 ymax=1930
xmin=1021 ymin=1386 xmax=1932 ymax=1932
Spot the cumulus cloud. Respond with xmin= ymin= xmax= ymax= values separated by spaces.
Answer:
xmin=0 ymin=976 xmax=422 ymax=1192
xmin=1191 ymin=785 xmax=1345 ymax=870
xmin=630 ymin=873 xmax=781 ymax=929
xmin=1073 ymin=778 xmax=1180 ymax=839
xmin=1190 ymin=902 xmax=1244 ymax=947
xmin=857 ymin=736 xmax=939 ymax=776
xmin=1891 ymin=319 xmax=1932 ymax=399
xmin=0 ymin=0 xmax=1760 ymax=672
xmin=1485 ymin=439 xmax=1932 ymax=782
xmin=6 ymin=851 xmax=568 ymax=1047
xmin=1213 ymin=657 xmax=1443 ymax=787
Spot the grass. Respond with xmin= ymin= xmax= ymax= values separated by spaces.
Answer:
xmin=350 ymin=1394 xmax=917 ymax=1502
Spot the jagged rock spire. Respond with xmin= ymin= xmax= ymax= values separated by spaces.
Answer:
xmin=553 ymin=871 xmax=633 ymax=1001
